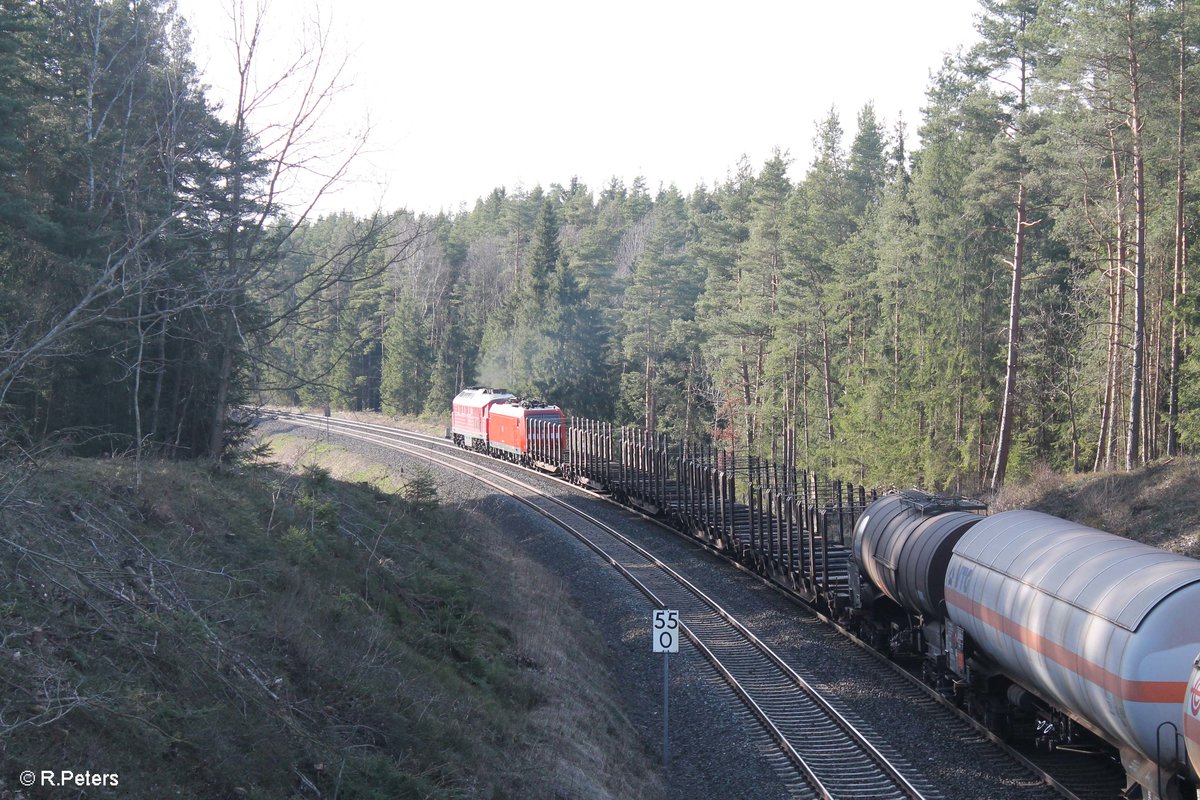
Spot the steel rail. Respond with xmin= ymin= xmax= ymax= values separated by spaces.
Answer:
xmin=269 ymin=410 xmax=930 ymax=800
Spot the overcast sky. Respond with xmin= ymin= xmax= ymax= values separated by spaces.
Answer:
xmin=175 ymin=0 xmax=982 ymax=216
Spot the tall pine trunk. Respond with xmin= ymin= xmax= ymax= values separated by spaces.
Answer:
xmin=1095 ymin=238 xmax=1118 ymax=471
xmin=1099 ymin=121 xmax=1129 ymax=471
xmin=1125 ymin=10 xmax=1147 ymax=470
xmin=644 ymin=317 xmax=655 ymax=431
xmin=740 ymin=343 xmax=754 ymax=452
xmin=1167 ymin=0 xmax=1187 ymax=455
xmin=991 ymin=181 xmax=1026 ymax=489
xmin=818 ymin=306 xmax=835 ymax=457
xmin=990 ymin=42 xmax=1029 ymax=491
xmin=1146 ymin=271 xmax=1163 ymax=459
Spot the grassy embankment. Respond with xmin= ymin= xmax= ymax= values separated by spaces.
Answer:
xmin=992 ymin=458 xmax=1200 ymax=557
xmin=0 ymin=435 xmax=662 ymax=799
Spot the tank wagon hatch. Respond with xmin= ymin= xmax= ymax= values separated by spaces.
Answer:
xmin=897 ymin=489 xmax=988 ymax=515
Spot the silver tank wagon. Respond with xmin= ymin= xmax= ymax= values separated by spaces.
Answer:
xmin=946 ymin=510 xmax=1200 ymax=787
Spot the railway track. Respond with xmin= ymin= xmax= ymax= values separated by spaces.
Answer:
xmin=268 ymin=410 xmax=934 ymax=800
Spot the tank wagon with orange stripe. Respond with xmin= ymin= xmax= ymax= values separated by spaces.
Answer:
xmin=850 ymin=493 xmax=1200 ymax=800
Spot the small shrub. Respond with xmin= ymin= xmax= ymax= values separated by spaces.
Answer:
xmin=337 ymin=753 xmax=451 ymax=800
xmin=281 ymin=525 xmax=319 ymax=563
xmin=401 ymin=466 xmax=438 ymax=510
xmin=300 ymin=464 xmax=333 ymax=495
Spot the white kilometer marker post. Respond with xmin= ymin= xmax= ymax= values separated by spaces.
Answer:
xmin=652 ymin=609 xmax=679 ymax=769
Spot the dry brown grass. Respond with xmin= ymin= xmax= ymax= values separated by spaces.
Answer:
xmin=991 ymin=458 xmax=1200 ymax=557
xmin=0 ymin=445 xmax=663 ymax=799
xmin=265 ymin=432 xmax=407 ymax=493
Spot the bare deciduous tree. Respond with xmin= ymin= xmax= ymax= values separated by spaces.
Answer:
xmin=199 ymin=0 xmax=418 ymax=460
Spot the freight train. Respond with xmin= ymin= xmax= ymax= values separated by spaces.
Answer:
xmin=449 ymin=387 xmax=1200 ymax=799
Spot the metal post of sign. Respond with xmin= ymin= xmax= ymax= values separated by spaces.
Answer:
xmin=663 ymin=650 xmax=670 ymax=769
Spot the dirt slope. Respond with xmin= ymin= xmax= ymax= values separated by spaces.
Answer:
xmin=991 ymin=458 xmax=1200 ymax=558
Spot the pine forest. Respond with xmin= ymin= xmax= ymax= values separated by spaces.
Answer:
xmin=5 ymin=0 xmax=1200 ymax=492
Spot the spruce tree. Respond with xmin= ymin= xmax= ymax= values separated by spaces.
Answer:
xmin=847 ymin=103 xmax=888 ymax=216
xmin=522 ymin=198 xmax=560 ymax=317
xmin=785 ymin=112 xmax=853 ymax=466
xmin=694 ymin=159 xmax=758 ymax=451
xmin=380 ymin=289 xmax=432 ymax=416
